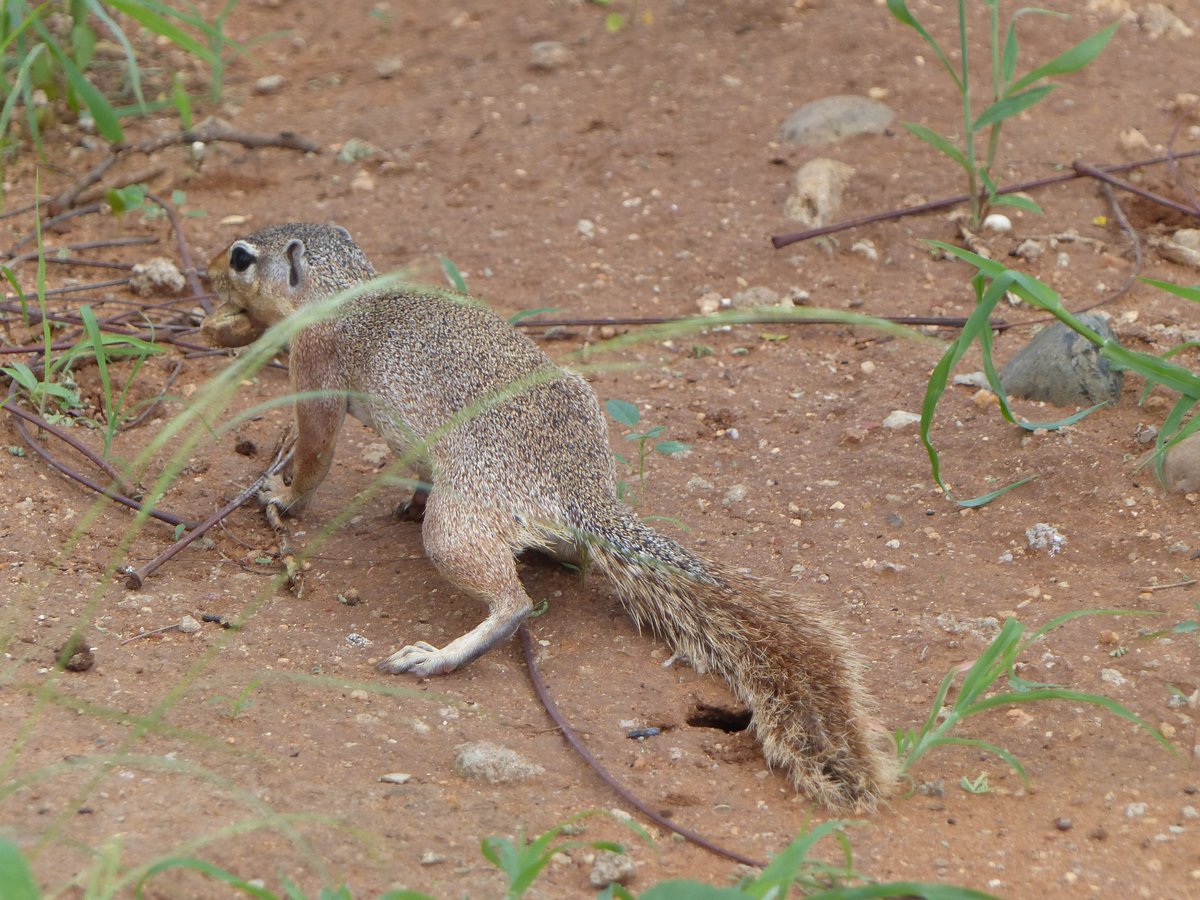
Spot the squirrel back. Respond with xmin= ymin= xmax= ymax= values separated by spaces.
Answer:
xmin=203 ymin=223 xmax=897 ymax=811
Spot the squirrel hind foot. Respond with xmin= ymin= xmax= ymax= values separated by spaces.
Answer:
xmin=378 ymin=641 xmax=458 ymax=677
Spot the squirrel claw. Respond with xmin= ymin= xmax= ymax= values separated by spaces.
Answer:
xmin=377 ymin=641 xmax=457 ymax=677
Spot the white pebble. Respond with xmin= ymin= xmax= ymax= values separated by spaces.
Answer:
xmin=982 ymin=213 xmax=1012 ymax=233
xmin=881 ymin=410 xmax=921 ymax=430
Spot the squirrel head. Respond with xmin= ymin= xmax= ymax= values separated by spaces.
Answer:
xmin=202 ymin=223 xmax=377 ymax=347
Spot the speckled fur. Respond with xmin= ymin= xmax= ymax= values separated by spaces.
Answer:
xmin=204 ymin=223 xmax=898 ymax=812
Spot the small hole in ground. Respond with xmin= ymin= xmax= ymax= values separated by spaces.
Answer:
xmin=686 ymin=702 xmax=752 ymax=733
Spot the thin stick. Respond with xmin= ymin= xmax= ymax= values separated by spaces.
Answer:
xmin=147 ymin=191 xmax=207 ymax=310
xmin=6 ymin=402 xmax=191 ymax=528
xmin=517 ymin=624 xmax=766 ymax=869
xmin=124 ymin=441 xmax=295 ymax=589
xmin=770 ymin=149 xmax=1200 ymax=249
xmin=1138 ymin=577 xmax=1195 ymax=592
xmin=514 ymin=313 xmax=1000 ymax=330
xmin=3 ymin=395 xmax=135 ymax=495
xmin=1072 ymin=161 xmax=1200 ymax=219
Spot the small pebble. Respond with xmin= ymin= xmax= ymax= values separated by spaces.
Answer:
xmin=375 ymin=57 xmax=404 ymax=79
xmin=254 ymin=74 xmax=286 ymax=95
xmin=982 ymin=213 xmax=1012 ymax=233
xmin=1054 ymin=817 xmax=1073 ymax=831
xmin=881 ymin=410 xmax=921 ymax=430
xmin=1126 ymin=802 xmax=1147 ymax=818
xmin=379 ymin=772 xmax=412 ymax=784
xmin=530 ymin=41 xmax=571 ymax=70
xmin=419 ymin=851 xmax=445 ymax=866
xmin=178 ymin=615 xmax=202 ymax=634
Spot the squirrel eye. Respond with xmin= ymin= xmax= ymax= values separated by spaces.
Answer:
xmin=229 ymin=244 xmax=256 ymax=272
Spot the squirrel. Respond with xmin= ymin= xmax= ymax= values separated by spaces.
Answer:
xmin=202 ymin=222 xmax=898 ymax=812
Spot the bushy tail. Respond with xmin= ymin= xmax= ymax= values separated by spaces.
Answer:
xmin=582 ymin=509 xmax=897 ymax=812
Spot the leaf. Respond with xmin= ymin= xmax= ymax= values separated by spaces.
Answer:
xmin=902 ymin=122 xmax=969 ymax=171
xmin=508 ymin=306 xmax=560 ymax=325
xmin=1008 ymin=21 xmax=1119 ymax=94
xmin=437 ymin=255 xmax=468 ymax=293
xmin=655 ymin=440 xmax=692 ymax=456
xmin=990 ymin=192 xmax=1043 ymax=214
xmin=605 ymin=398 xmax=640 ymax=427
xmin=172 ymin=74 xmax=193 ymax=129
xmin=106 ymin=0 xmax=216 ymax=64
xmin=972 ymin=84 xmax=1055 ymax=131
xmin=1141 ymin=277 xmax=1200 ymax=304
xmin=0 ymin=839 xmax=39 ymax=900
xmin=885 ymin=0 xmax=962 ymax=89
xmin=136 ymin=857 xmax=277 ymax=897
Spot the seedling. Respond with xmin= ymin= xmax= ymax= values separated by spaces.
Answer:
xmin=960 ymin=773 xmax=990 ymax=795
xmin=896 ymin=611 xmax=1172 ymax=787
xmin=480 ymin=810 xmax=649 ymax=899
xmin=924 ymin=247 xmax=1200 ymax=504
xmin=209 ymin=680 xmax=261 ymax=720
xmin=887 ymin=0 xmax=1117 ymax=227
xmin=605 ymin=398 xmax=691 ymax=508
xmin=1 ymin=1 xmax=245 ymax=156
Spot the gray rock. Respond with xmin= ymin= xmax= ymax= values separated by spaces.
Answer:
xmin=589 ymin=851 xmax=636 ymax=888
xmin=530 ymin=41 xmax=571 ymax=70
xmin=781 ymin=95 xmax=895 ymax=145
xmin=453 ymin=741 xmax=544 ymax=784
xmin=730 ymin=286 xmax=781 ymax=309
xmin=1000 ymin=315 xmax=1124 ymax=407
xmin=1161 ymin=431 xmax=1200 ymax=492
xmin=783 ymin=158 xmax=855 ymax=226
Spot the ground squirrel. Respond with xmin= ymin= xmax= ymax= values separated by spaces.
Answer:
xmin=203 ymin=223 xmax=897 ymax=812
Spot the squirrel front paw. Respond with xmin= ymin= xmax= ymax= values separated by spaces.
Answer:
xmin=259 ymin=473 xmax=301 ymax=515
xmin=377 ymin=641 xmax=459 ymax=677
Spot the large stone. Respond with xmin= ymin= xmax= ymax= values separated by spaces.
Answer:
xmin=1000 ymin=314 xmax=1124 ymax=407
xmin=781 ymin=95 xmax=895 ymax=145
xmin=1161 ymin=431 xmax=1200 ymax=493
xmin=783 ymin=158 xmax=855 ymax=226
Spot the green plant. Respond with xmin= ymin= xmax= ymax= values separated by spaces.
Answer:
xmin=959 ymin=773 xmax=989 ymax=795
xmin=209 ymin=679 xmax=262 ymax=720
xmin=639 ymin=820 xmax=999 ymax=899
xmin=1 ymin=1 xmax=243 ymax=152
xmin=0 ymin=838 xmax=39 ymax=900
xmin=481 ymin=811 xmax=649 ymax=899
xmin=887 ymin=0 xmax=1117 ymax=227
xmin=921 ymin=247 xmax=1200 ymax=504
xmin=605 ymin=398 xmax=691 ymax=508
xmin=895 ymin=611 xmax=1172 ymax=786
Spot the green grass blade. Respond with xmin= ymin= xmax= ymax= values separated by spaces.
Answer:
xmin=508 ymin=306 xmax=559 ymax=325
xmin=990 ymin=192 xmax=1042 ymax=214
xmin=903 ymin=122 xmax=969 ymax=170
xmin=749 ymin=820 xmax=853 ymax=896
xmin=135 ymin=857 xmax=277 ymax=898
xmin=931 ymin=735 xmax=1029 ymax=783
xmin=972 ymin=83 xmax=1055 ymax=131
xmin=963 ymin=689 xmax=1174 ymax=751
xmin=806 ymin=883 xmax=1002 ymax=900
xmin=1000 ymin=18 xmax=1019 ymax=88
xmin=1141 ymin=277 xmax=1200 ymax=303
xmin=42 ymin=38 xmax=123 ymax=141
xmin=1023 ymin=608 xmax=1147 ymax=646
xmin=0 ymin=838 xmax=40 ymax=900
xmin=106 ymin=0 xmax=217 ymax=64
xmin=1008 ymin=21 xmax=1119 ymax=94
xmin=885 ymin=0 xmax=962 ymax=89
xmin=0 ymin=42 xmax=47 ymax=142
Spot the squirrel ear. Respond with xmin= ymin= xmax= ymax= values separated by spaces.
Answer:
xmin=332 ymin=225 xmax=353 ymax=241
xmin=284 ymin=239 xmax=307 ymax=289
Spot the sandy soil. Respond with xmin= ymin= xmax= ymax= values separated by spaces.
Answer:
xmin=2 ymin=1 xmax=1199 ymax=897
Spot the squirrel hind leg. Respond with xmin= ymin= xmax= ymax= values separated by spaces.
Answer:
xmin=378 ymin=497 xmax=532 ymax=678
